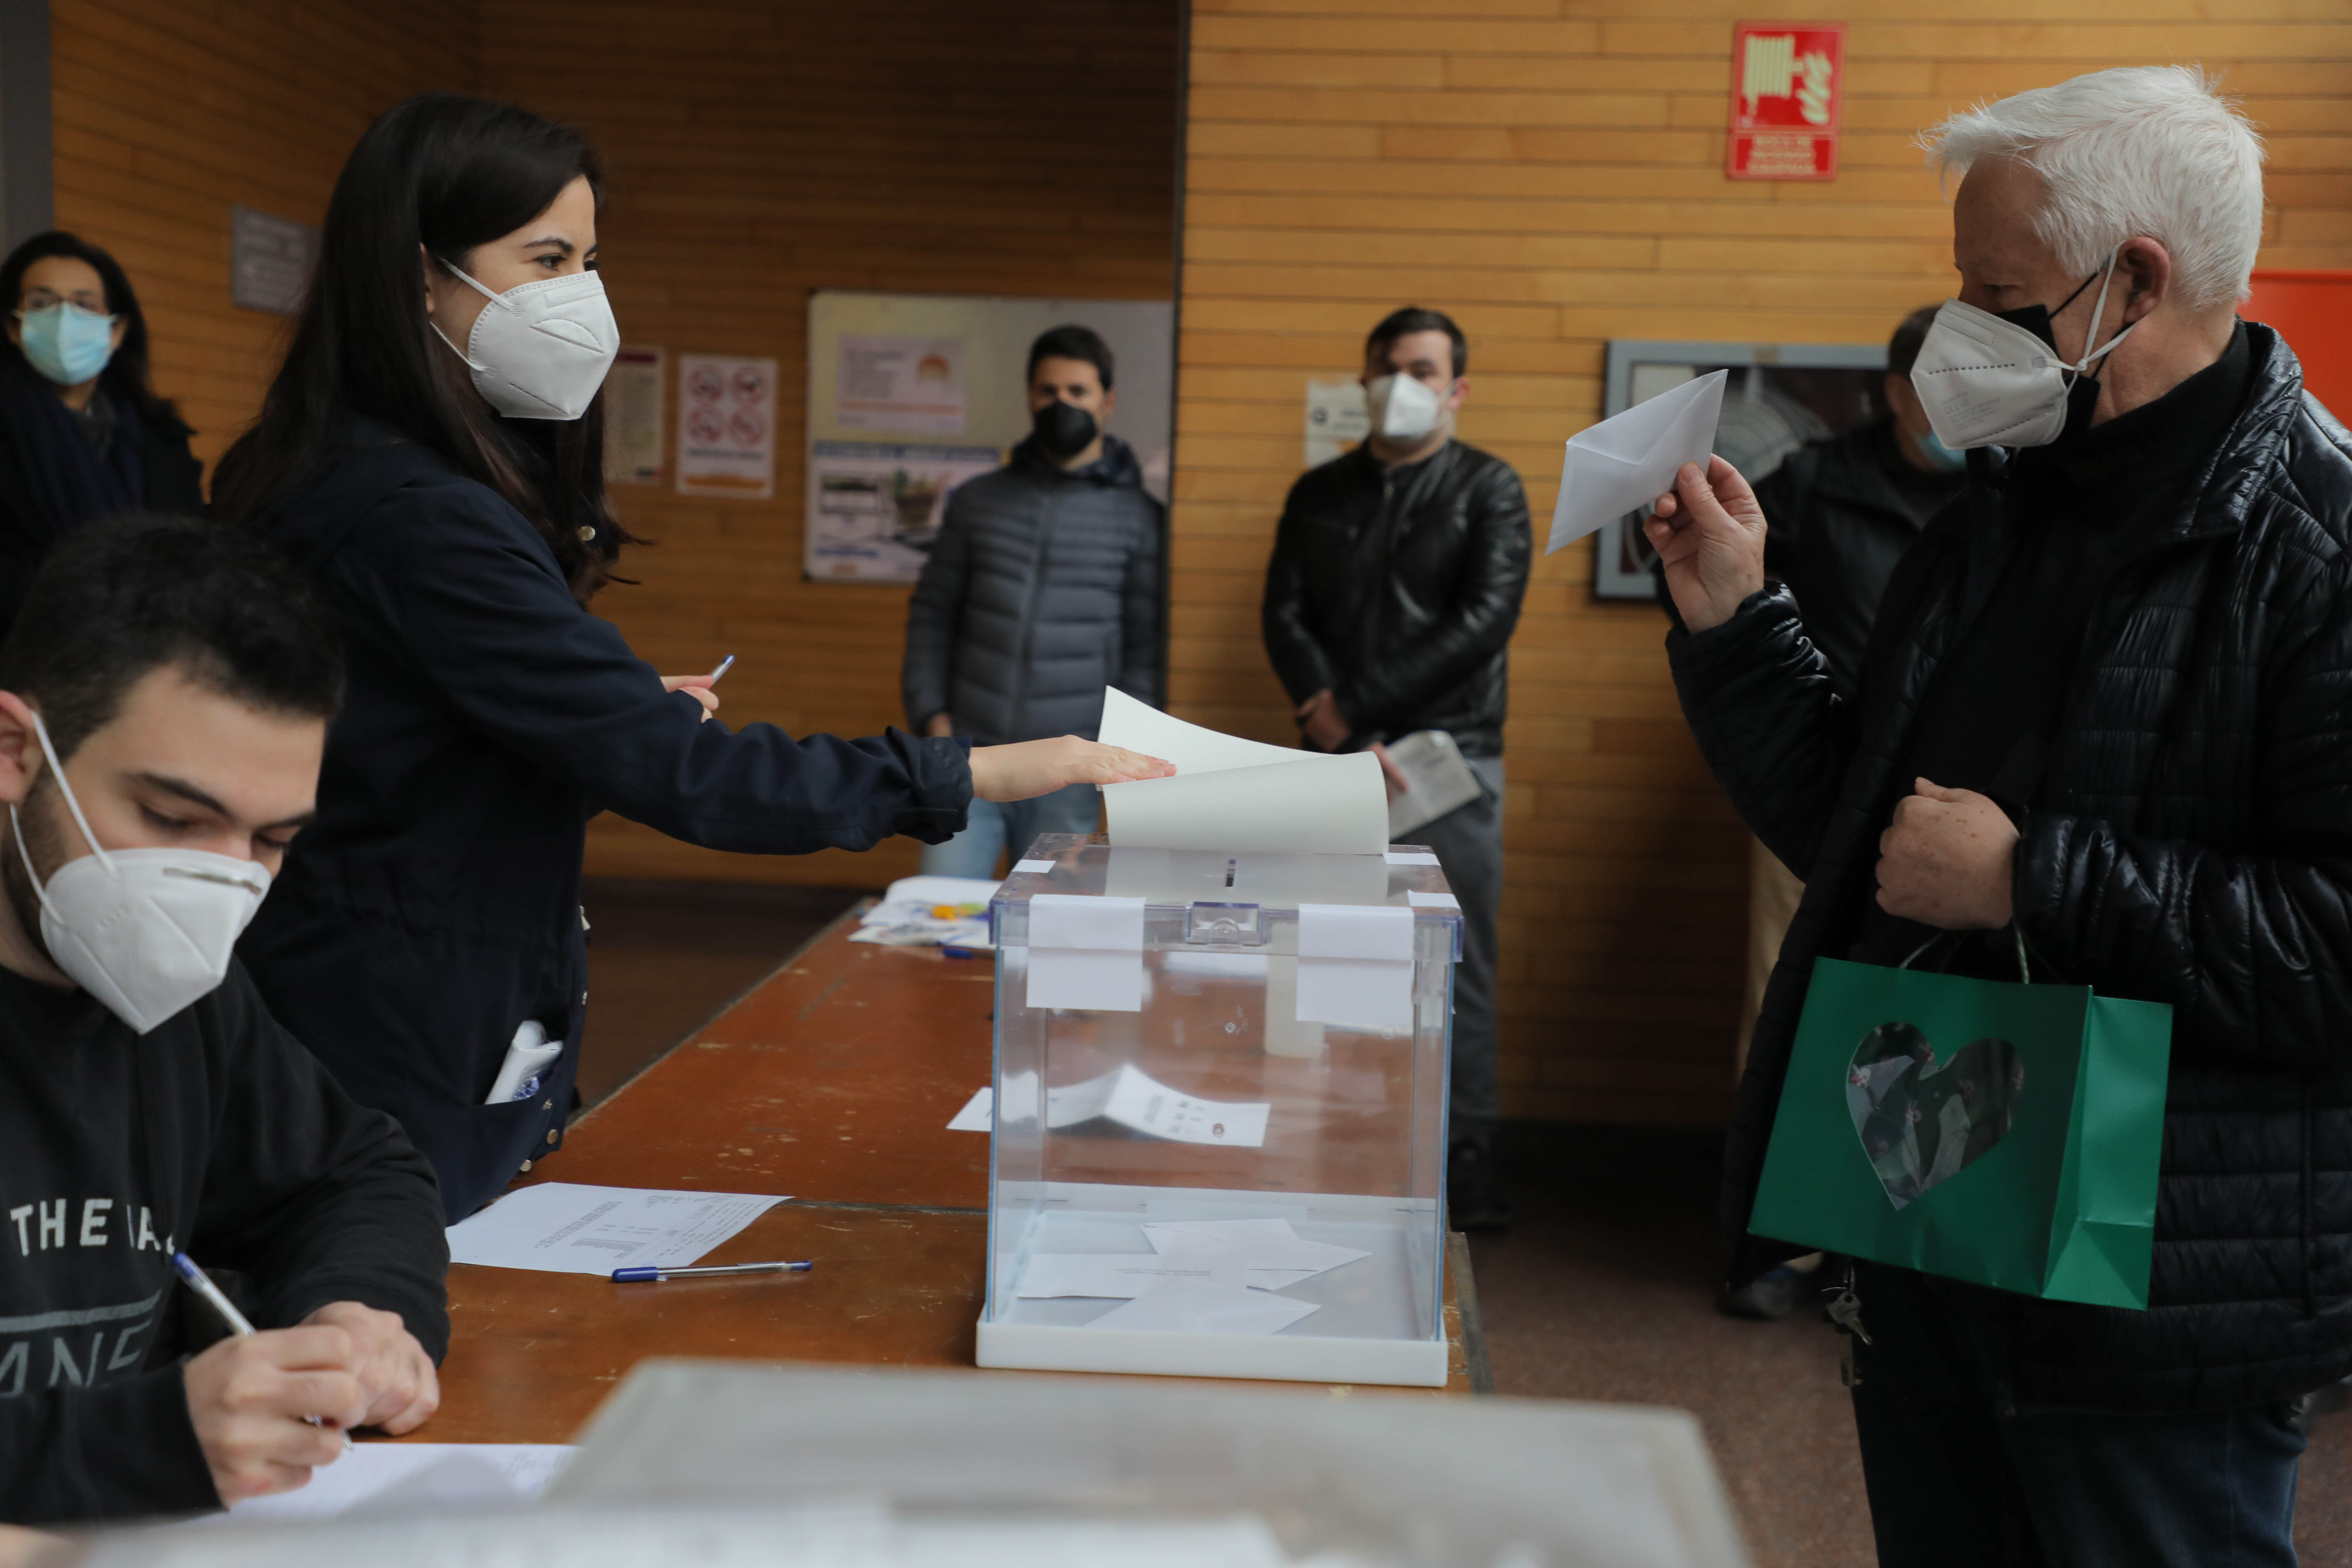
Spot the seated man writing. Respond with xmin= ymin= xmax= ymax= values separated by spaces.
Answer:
xmin=0 ymin=514 xmax=448 ymax=1525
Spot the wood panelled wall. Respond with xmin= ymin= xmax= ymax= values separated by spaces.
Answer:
xmin=479 ymin=0 xmax=1182 ymax=890
xmin=50 ymin=0 xmax=476 ymax=470
xmin=1176 ymin=1 xmax=2352 ymax=1127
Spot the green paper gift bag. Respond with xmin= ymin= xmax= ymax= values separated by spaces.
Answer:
xmin=1749 ymin=944 xmax=2172 ymax=1309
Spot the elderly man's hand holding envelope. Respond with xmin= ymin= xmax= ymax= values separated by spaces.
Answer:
xmin=1539 ymin=366 xmax=1766 ymax=636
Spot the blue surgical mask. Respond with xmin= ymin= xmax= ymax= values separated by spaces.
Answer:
xmin=1913 ymin=426 xmax=1969 ymax=473
xmin=16 ymin=301 xmax=117 ymax=387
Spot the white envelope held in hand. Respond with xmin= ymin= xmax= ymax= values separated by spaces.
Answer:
xmin=1545 ymin=369 xmax=1728 ymax=555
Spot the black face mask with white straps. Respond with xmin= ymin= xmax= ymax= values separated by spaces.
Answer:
xmin=1031 ymin=400 xmax=1098 ymax=460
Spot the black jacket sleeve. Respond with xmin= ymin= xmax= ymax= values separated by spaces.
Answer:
xmin=902 ymin=490 xmax=972 ymax=730
xmin=190 ymin=965 xmax=450 ymax=1361
xmin=0 ymin=1364 xmax=218 ymax=1525
xmin=1262 ymin=476 xmax=1338 ymax=705
xmin=1333 ymin=460 xmax=1532 ymax=729
xmin=2015 ymin=550 xmax=2352 ymax=1068
xmin=350 ymin=478 xmax=971 ymax=850
xmin=1666 ymin=582 xmax=1852 ymax=878
xmin=1116 ymin=500 xmax=1164 ymax=709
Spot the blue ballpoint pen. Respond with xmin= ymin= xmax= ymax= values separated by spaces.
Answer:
xmin=170 ymin=1251 xmax=352 ymax=1449
xmin=706 ymin=653 xmax=736 ymax=684
xmin=612 ymin=1259 xmax=813 ymax=1283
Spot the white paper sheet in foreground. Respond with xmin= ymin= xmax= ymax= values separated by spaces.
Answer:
xmin=1096 ymin=688 xmax=1387 ymax=855
xmin=446 ymin=1182 xmax=788 ymax=1275
xmin=1546 ymin=370 xmax=1727 ymax=554
xmin=201 ymin=1444 xmax=577 ymax=1524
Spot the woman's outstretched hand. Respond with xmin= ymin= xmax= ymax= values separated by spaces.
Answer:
xmin=1641 ymin=455 xmax=1768 ymax=633
xmin=968 ymin=736 xmax=1175 ymax=803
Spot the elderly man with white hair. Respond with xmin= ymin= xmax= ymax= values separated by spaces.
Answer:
xmin=1651 ymin=65 xmax=2349 ymax=1564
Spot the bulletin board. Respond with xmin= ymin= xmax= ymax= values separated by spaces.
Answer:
xmin=803 ymin=290 xmax=1174 ymax=583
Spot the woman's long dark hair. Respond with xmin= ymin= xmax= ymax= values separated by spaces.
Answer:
xmin=212 ymin=93 xmax=631 ymax=598
xmin=0 ymin=230 xmax=186 ymax=432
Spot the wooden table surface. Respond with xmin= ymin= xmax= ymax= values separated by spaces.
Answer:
xmin=422 ymin=911 xmax=1486 ymax=1443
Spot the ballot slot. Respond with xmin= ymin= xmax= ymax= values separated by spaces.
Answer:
xmin=982 ymin=833 xmax=1458 ymax=1387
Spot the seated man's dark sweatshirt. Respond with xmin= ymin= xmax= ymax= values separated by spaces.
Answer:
xmin=0 ymin=958 xmax=449 ymax=1525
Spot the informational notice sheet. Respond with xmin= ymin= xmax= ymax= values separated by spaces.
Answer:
xmin=804 ymin=440 xmax=999 ymax=582
xmin=603 ymin=345 xmax=665 ymax=485
xmin=675 ymin=354 xmax=778 ymax=500
xmin=445 ymin=1183 xmax=788 ymax=1276
xmin=835 ymin=334 xmax=966 ymax=434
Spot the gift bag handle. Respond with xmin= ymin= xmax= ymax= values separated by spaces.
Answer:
xmin=1899 ymin=926 xmax=2031 ymax=985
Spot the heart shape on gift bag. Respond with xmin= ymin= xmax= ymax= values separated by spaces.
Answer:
xmin=1844 ymin=1023 xmax=2024 ymax=1210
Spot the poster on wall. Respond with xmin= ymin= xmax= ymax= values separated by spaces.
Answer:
xmin=805 ymin=441 xmax=1001 ymax=581
xmin=675 ymin=354 xmax=778 ymax=500
xmin=603 ymin=346 xmax=665 ymax=485
xmin=806 ymin=293 xmax=1174 ymax=584
xmin=835 ymin=335 xmax=967 ymax=434
xmin=1726 ymin=22 xmax=1844 ymax=181
xmin=1303 ymin=379 xmax=1370 ymax=468
xmin=230 ymin=205 xmax=320 ymax=316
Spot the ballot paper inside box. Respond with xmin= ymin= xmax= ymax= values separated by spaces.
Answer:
xmin=979 ymin=835 xmax=1462 ymax=1387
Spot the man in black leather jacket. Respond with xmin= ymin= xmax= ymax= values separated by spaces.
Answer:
xmin=1261 ymin=307 xmax=1532 ymax=1230
xmin=1651 ymin=67 xmax=2349 ymax=1565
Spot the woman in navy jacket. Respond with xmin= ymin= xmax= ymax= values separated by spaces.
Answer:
xmin=212 ymin=96 xmax=1166 ymax=1219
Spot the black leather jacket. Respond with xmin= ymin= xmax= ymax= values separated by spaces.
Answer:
xmin=1261 ymin=440 xmax=1531 ymax=756
xmin=1671 ymin=325 xmax=2352 ymax=1412
xmin=1755 ymin=419 xmax=1973 ymax=698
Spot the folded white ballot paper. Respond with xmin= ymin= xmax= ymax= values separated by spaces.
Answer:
xmin=1017 ymin=1217 xmax=1369 ymax=1307
xmin=1096 ymin=687 xmax=1387 ymax=855
xmin=1085 ymin=1278 xmax=1322 ymax=1335
xmin=445 ymin=1182 xmax=788 ymax=1275
xmin=978 ymin=1063 xmax=1271 ymax=1146
xmin=1546 ymin=369 xmax=1728 ymax=555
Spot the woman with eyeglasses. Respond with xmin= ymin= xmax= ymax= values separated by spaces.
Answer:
xmin=0 ymin=232 xmax=203 ymax=640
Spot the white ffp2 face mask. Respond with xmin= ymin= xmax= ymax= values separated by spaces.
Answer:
xmin=432 ymin=260 xmax=619 ymax=421
xmin=1907 ymin=248 xmax=2137 ymax=450
xmin=9 ymin=712 xmax=271 ymax=1034
xmin=1365 ymin=373 xmax=1448 ymax=442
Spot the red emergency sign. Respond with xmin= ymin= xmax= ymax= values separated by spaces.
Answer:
xmin=1726 ymin=22 xmax=1846 ymax=181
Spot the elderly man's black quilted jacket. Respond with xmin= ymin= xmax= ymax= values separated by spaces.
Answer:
xmin=1671 ymin=324 xmax=2352 ymax=1412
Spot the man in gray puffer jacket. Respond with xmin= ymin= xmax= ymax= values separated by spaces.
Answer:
xmin=902 ymin=324 xmax=1163 ymax=875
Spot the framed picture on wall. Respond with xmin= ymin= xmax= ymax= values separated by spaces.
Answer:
xmin=1591 ymin=338 xmax=1891 ymax=601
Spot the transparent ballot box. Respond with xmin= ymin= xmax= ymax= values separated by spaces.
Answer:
xmin=977 ymin=834 xmax=1460 ymax=1386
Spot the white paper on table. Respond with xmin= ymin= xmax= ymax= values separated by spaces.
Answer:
xmin=445 ymin=1183 xmax=788 ymax=1275
xmin=1384 ymin=849 xmax=1440 ymax=866
xmin=1295 ymin=903 xmax=1414 ymax=1030
xmin=1025 ymin=892 xmax=1145 ymax=1012
xmin=1085 ymin=1278 xmax=1321 ymax=1335
xmin=1096 ymin=688 xmax=1388 ymax=855
xmin=1142 ymin=1218 xmax=1371 ymax=1280
xmin=199 ymin=1444 xmax=577 ymax=1525
xmin=946 ymin=1086 xmax=992 ymax=1131
xmin=1407 ymin=890 xmax=1460 ymax=910
xmin=1546 ymin=369 xmax=1727 ymax=554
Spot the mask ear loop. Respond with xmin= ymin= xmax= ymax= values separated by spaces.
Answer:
xmin=8 ymin=708 xmax=112 ymax=917
xmin=427 ymin=256 xmax=510 ymax=372
xmin=19 ymin=709 xmax=112 ymax=876
xmin=2061 ymin=247 xmax=2138 ymax=390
